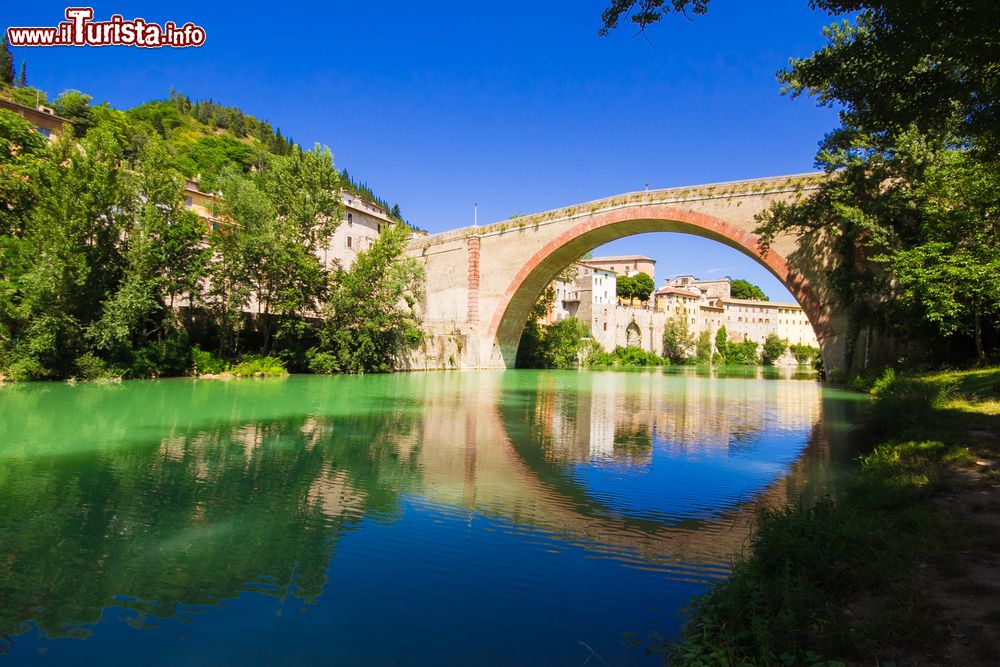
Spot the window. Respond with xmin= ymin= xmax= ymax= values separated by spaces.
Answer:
xmin=347 ymin=236 xmax=353 ymax=249
xmin=603 ymin=322 xmax=607 ymax=331
xmin=348 ymin=213 xmax=353 ymax=225
xmin=184 ymin=196 xmax=193 ymax=209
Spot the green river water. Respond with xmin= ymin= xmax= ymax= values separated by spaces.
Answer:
xmin=0 ymin=367 xmax=868 ymax=665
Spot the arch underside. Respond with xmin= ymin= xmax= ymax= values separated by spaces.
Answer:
xmin=487 ymin=210 xmax=833 ymax=369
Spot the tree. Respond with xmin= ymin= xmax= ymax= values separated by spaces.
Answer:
xmin=616 ymin=274 xmax=635 ymax=303
xmin=762 ymin=333 xmax=787 ymax=365
xmin=18 ymin=60 xmax=26 ymax=88
xmin=726 ymin=339 xmax=760 ymax=365
xmin=52 ymin=90 xmax=96 ymax=135
xmin=2 ymin=124 xmax=134 ymax=378
xmin=215 ymin=145 xmax=341 ymax=352
xmin=632 ymin=272 xmax=654 ymax=303
xmin=662 ymin=310 xmax=693 ymax=363
xmin=315 ymin=224 xmax=424 ymax=373
xmin=599 ymin=0 xmax=708 ymax=36
xmin=89 ymin=133 xmax=209 ymax=368
xmin=695 ymin=329 xmax=712 ymax=364
xmin=540 ymin=317 xmax=589 ymax=368
xmin=714 ymin=325 xmax=729 ymax=362
xmin=730 ymin=279 xmax=768 ymax=301
xmin=0 ymin=36 xmax=13 ymax=86
xmin=604 ymin=0 xmax=1000 ymax=364
xmin=0 ymin=109 xmax=48 ymax=235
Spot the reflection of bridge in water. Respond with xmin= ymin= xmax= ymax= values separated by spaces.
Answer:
xmin=0 ymin=371 xmax=859 ymax=643
xmin=386 ymin=370 xmax=846 ymax=574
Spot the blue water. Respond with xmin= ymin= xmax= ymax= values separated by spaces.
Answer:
xmin=0 ymin=368 xmax=867 ymax=665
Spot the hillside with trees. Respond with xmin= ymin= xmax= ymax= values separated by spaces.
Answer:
xmin=0 ymin=82 xmax=422 ymax=381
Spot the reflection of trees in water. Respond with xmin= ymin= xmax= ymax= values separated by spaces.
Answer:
xmin=0 ymin=382 xmax=421 ymax=643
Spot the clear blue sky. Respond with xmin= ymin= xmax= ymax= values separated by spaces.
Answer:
xmin=6 ymin=1 xmax=842 ymax=301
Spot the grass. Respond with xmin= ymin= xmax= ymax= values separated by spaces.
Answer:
xmin=665 ymin=367 xmax=1000 ymax=666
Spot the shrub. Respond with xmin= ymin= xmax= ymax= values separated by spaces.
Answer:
xmin=191 ymin=346 xmax=228 ymax=375
xmin=229 ymin=354 xmax=287 ymax=377
xmin=585 ymin=345 xmax=666 ymax=367
xmin=762 ymin=333 xmax=788 ymax=365
xmin=790 ymin=343 xmax=820 ymax=365
xmin=74 ymin=352 xmax=124 ymax=381
xmin=726 ymin=339 xmax=760 ymax=365
xmin=307 ymin=349 xmax=339 ymax=374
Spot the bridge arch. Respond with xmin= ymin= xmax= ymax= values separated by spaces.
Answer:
xmin=485 ymin=204 xmax=836 ymax=369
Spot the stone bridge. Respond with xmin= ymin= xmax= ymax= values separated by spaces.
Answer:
xmin=406 ymin=173 xmax=849 ymax=374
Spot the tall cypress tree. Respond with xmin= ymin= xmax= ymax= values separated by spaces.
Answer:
xmin=18 ymin=60 xmax=26 ymax=88
xmin=0 ymin=36 xmax=14 ymax=86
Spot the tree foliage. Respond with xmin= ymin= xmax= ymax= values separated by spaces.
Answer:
xmin=662 ymin=310 xmax=693 ymax=363
xmin=695 ymin=329 xmax=712 ymax=364
xmin=761 ymin=333 xmax=787 ymax=365
xmin=603 ymin=0 xmax=1000 ymax=364
xmin=314 ymin=224 xmax=424 ymax=374
xmin=0 ymin=86 xmax=422 ymax=380
xmin=616 ymin=271 xmax=654 ymax=304
xmin=0 ymin=36 xmax=13 ymax=87
xmin=730 ymin=278 xmax=768 ymax=301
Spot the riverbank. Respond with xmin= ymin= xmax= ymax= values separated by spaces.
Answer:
xmin=668 ymin=367 xmax=1000 ymax=665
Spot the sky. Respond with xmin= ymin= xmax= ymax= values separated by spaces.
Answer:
xmin=5 ymin=1 xmax=844 ymax=301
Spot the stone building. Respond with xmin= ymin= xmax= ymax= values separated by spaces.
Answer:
xmin=544 ymin=264 xmax=820 ymax=359
xmin=584 ymin=255 xmax=656 ymax=282
xmin=182 ymin=179 xmax=400 ymax=270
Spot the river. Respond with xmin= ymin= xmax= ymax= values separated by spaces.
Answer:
xmin=0 ymin=368 xmax=867 ymax=665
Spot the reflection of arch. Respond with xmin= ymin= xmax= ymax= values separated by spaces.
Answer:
xmin=625 ymin=320 xmax=641 ymax=348
xmin=486 ymin=205 xmax=836 ymax=369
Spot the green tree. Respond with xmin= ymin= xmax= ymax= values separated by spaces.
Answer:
xmin=2 ymin=124 xmax=133 ymax=379
xmin=599 ymin=0 xmax=708 ymax=36
xmin=17 ymin=60 xmax=26 ymax=88
xmin=0 ymin=36 xmax=13 ymax=86
xmin=761 ymin=332 xmax=787 ymax=365
xmin=662 ymin=310 xmax=693 ymax=363
xmin=631 ymin=272 xmax=654 ymax=303
xmin=616 ymin=274 xmax=635 ymax=303
xmin=314 ymin=224 xmax=424 ymax=373
xmin=540 ymin=316 xmax=589 ymax=368
xmin=89 ymin=133 xmax=209 ymax=372
xmin=695 ymin=329 xmax=712 ymax=364
xmin=52 ymin=90 xmax=96 ymax=135
xmin=0 ymin=109 xmax=48 ymax=235
xmin=726 ymin=339 xmax=760 ymax=366
xmin=714 ymin=325 xmax=729 ymax=362
xmin=215 ymin=145 xmax=342 ymax=352
xmin=730 ymin=278 xmax=768 ymax=301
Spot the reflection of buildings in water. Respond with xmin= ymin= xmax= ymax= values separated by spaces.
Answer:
xmin=409 ymin=372 xmax=834 ymax=572
xmin=307 ymin=468 xmax=366 ymax=519
xmin=652 ymin=376 xmax=822 ymax=456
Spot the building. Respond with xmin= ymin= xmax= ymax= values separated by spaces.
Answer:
xmin=584 ymin=255 xmax=656 ymax=282
xmin=182 ymin=178 xmax=400 ymax=270
xmin=0 ymin=98 xmax=71 ymax=141
xmin=662 ymin=275 xmax=732 ymax=299
xmin=544 ymin=265 xmax=820 ymax=360
xmin=721 ymin=298 xmax=816 ymax=347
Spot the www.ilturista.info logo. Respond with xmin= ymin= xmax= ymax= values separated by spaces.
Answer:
xmin=7 ymin=8 xmax=206 ymax=48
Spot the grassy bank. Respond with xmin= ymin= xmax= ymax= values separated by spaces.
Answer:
xmin=667 ymin=368 xmax=1000 ymax=666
